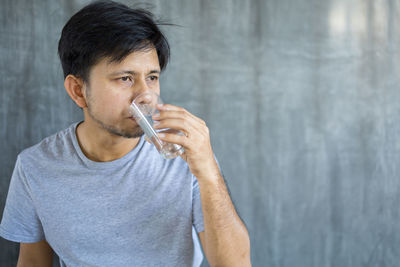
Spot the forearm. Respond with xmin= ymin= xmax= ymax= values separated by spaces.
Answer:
xmin=18 ymin=240 xmax=54 ymax=267
xmin=197 ymin=166 xmax=251 ymax=267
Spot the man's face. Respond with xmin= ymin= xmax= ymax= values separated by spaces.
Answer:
xmin=83 ymin=48 xmax=161 ymax=138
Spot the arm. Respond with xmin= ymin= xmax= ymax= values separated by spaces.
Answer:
xmin=152 ymin=104 xmax=251 ymax=266
xmin=196 ymin=163 xmax=251 ymax=267
xmin=17 ymin=240 xmax=54 ymax=267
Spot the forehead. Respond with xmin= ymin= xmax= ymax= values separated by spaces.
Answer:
xmin=92 ymin=48 xmax=160 ymax=76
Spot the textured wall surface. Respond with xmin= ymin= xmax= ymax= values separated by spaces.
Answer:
xmin=1 ymin=0 xmax=400 ymax=266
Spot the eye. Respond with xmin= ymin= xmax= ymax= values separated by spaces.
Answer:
xmin=120 ymin=76 xmax=132 ymax=82
xmin=148 ymin=75 xmax=158 ymax=81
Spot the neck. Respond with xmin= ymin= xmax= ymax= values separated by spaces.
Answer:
xmin=76 ymin=121 xmax=140 ymax=162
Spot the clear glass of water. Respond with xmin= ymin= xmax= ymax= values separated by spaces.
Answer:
xmin=129 ymin=90 xmax=184 ymax=159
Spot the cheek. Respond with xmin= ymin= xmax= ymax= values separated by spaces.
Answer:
xmin=91 ymin=86 xmax=129 ymax=117
xmin=105 ymin=92 xmax=129 ymax=116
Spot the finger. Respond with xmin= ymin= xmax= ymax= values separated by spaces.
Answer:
xmin=154 ymin=118 xmax=204 ymax=137
xmin=153 ymin=118 xmax=191 ymax=135
xmin=153 ymin=110 xmax=204 ymax=133
xmin=157 ymin=103 xmax=180 ymax=111
xmin=156 ymin=104 xmax=206 ymax=126
xmin=157 ymin=104 xmax=205 ymax=124
xmin=153 ymin=109 xmax=184 ymax=120
xmin=158 ymin=132 xmax=188 ymax=148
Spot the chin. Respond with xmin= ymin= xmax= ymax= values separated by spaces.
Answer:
xmin=119 ymin=126 xmax=144 ymax=139
xmin=97 ymin=120 xmax=143 ymax=139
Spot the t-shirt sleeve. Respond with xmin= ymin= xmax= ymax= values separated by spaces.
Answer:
xmin=192 ymin=154 xmax=223 ymax=233
xmin=192 ymin=174 xmax=204 ymax=233
xmin=0 ymin=155 xmax=45 ymax=243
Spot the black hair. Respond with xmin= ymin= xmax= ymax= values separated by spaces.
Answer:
xmin=58 ymin=0 xmax=170 ymax=83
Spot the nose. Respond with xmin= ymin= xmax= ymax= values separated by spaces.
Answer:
xmin=130 ymin=76 xmax=150 ymax=102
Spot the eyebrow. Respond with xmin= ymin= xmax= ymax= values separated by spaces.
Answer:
xmin=108 ymin=70 xmax=160 ymax=77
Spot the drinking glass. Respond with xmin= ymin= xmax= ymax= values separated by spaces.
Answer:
xmin=130 ymin=90 xmax=184 ymax=159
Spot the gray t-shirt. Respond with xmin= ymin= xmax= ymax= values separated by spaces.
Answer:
xmin=0 ymin=122 xmax=205 ymax=267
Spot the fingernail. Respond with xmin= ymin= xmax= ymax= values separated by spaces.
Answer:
xmin=158 ymin=133 xmax=165 ymax=138
xmin=153 ymin=121 xmax=160 ymax=127
xmin=153 ymin=113 xmax=160 ymax=118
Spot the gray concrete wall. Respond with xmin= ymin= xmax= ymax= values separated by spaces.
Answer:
xmin=1 ymin=0 xmax=400 ymax=266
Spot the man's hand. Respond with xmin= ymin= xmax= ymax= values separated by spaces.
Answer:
xmin=152 ymin=104 xmax=219 ymax=179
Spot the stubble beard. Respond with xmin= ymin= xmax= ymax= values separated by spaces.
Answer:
xmin=86 ymin=91 xmax=144 ymax=139
xmin=88 ymin=109 xmax=144 ymax=139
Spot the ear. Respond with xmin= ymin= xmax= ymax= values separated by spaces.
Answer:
xmin=64 ymin=74 xmax=87 ymax=108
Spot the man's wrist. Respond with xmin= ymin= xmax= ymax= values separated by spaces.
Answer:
xmin=194 ymin=161 xmax=222 ymax=184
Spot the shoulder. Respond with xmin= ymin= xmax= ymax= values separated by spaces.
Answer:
xmin=18 ymin=123 xmax=77 ymax=166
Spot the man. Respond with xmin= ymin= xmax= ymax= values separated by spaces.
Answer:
xmin=0 ymin=1 xmax=251 ymax=266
